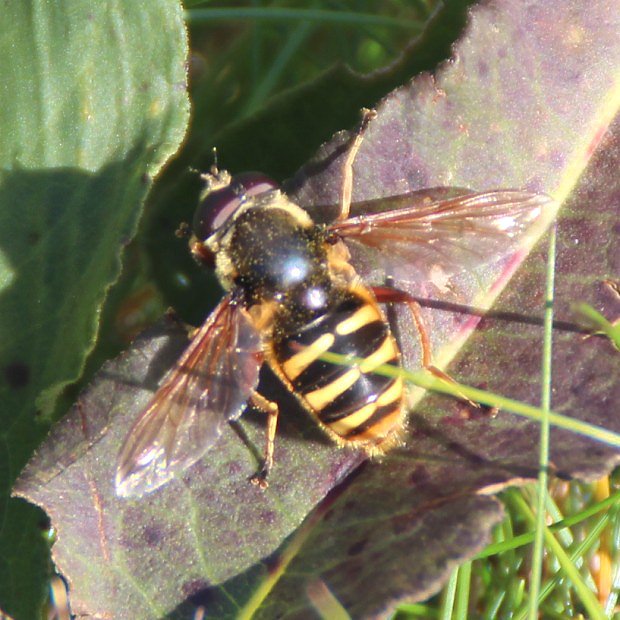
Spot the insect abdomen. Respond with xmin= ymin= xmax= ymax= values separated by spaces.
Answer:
xmin=272 ymin=287 xmax=405 ymax=449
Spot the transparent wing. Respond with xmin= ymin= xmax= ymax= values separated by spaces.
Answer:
xmin=329 ymin=189 xmax=553 ymax=283
xmin=115 ymin=295 xmax=262 ymax=498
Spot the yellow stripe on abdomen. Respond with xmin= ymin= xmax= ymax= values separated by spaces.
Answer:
xmin=272 ymin=286 xmax=404 ymax=446
xmin=305 ymin=367 xmax=360 ymax=410
xmin=280 ymin=332 xmax=335 ymax=381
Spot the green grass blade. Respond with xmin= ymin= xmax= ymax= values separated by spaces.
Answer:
xmin=528 ymin=225 xmax=557 ymax=619
xmin=454 ymin=562 xmax=472 ymax=619
xmin=439 ymin=569 xmax=458 ymax=620
xmin=318 ymin=350 xmax=620 ymax=448
xmin=512 ymin=493 xmax=606 ymax=620
xmin=477 ymin=490 xmax=620 ymax=558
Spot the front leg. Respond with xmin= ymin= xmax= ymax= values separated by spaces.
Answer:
xmin=338 ymin=108 xmax=377 ymax=221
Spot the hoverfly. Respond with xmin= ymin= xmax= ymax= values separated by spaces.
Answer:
xmin=115 ymin=111 xmax=551 ymax=497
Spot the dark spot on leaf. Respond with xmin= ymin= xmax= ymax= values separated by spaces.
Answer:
xmin=588 ymin=446 xmax=608 ymax=458
xmin=478 ymin=60 xmax=488 ymax=76
xmin=4 ymin=361 xmax=30 ymax=388
xmin=260 ymin=511 xmax=277 ymax=525
xmin=447 ymin=441 xmax=486 ymax=465
xmin=409 ymin=465 xmax=431 ymax=486
xmin=227 ymin=460 xmax=243 ymax=475
xmin=347 ymin=539 xmax=367 ymax=556
xmin=28 ymin=230 xmax=41 ymax=245
xmin=392 ymin=512 xmax=414 ymax=535
xmin=570 ymin=371 xmax=597 ymax=396
xmin=342 ymin=500 xmax=358 ymax=513
xmin=182 ymin=578 xmax=211 ymax=597
xmin=141 ymin=172 xmax=151 ymax=185
xmin=142 ymin=524 xmax=164 ymax=546
xmin=322 ymin=508 xmax=336 ymax=522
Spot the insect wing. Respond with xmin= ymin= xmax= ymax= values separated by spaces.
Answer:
xmin=330 ymin=189 xmax=553 ymax=284
xmin=115 ymin=295 xmax=262 ymax=498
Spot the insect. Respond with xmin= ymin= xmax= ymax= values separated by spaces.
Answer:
xmin=115 ymin=111 xmax=552 ymax=497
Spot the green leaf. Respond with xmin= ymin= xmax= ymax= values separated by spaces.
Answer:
xmin=0 ymin=1 xmax=189 ymax=618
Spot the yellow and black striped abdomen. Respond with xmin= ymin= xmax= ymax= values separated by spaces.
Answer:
xmin=272 ymin=286 xmax=405 ymax=450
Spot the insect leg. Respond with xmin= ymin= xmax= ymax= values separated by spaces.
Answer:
xmin=338 ymin=108 xmax=377 ymax=221
xmin=249 ymin=390 xmax=280 ymax=489
xmin=371 ymin=286 xmax=479 ymax=407
xmin=372 ymin=286 xmax=433 ymax=367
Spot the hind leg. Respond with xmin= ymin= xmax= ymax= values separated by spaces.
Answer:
xmin=372 ymin=285 xmax=479 ymax=407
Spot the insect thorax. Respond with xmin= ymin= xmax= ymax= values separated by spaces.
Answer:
xmin=222 ymin=202 xmax=340 ymax=328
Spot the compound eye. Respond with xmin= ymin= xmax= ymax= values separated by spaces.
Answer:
xmin=192 ymin=172 xmax=278 ymax=242
xmin=192 ymin=185 xmax=241 ymax=242
xmin=233 ymin=172 xmax=278 ymax=198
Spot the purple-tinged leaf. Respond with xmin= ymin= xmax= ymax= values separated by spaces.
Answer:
xmin=14 ymin=320 xmax=363 ymax=618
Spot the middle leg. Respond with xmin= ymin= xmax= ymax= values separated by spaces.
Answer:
xmin=248 ymin=390 xmax=280 ymax=489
